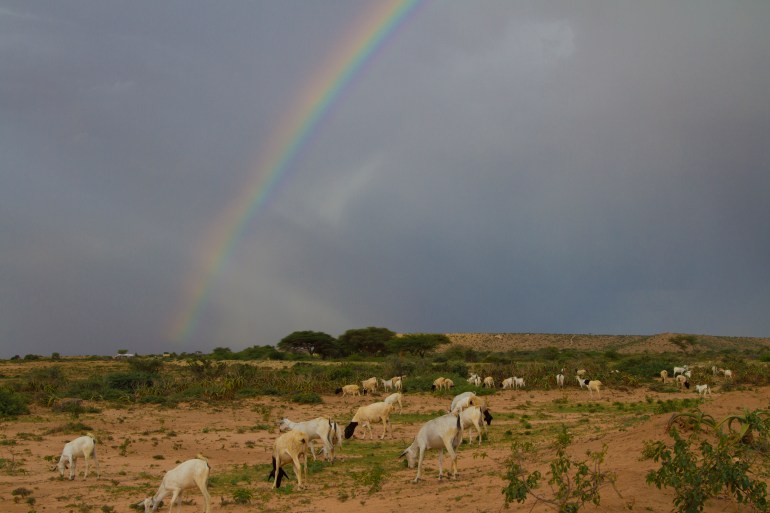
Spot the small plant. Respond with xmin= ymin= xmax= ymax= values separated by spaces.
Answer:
xmin=644 ymin=408 xmax=770 ymax=513
xmin=291 ymin=392 xmax=323 ymax=404
xmin=118 ymin=438 xmax=132 ymax=456
xmin=502 ymin=425 xmax=623 ymax=512
xmin=232 ymin=487 xmax=253 ymax=504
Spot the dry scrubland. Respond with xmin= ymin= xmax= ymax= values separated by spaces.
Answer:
xmin=0 ymin=333 xmax=769 ymax=513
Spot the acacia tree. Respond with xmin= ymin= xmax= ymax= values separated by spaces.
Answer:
xmin=338 ymin=327 xmax=395 ymax=357
xmin=387 ymin=333 xmax=451 ymax=358
xmin=277 ymin=331 xmax=337 ymax=358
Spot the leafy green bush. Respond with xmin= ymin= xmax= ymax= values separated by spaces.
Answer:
xmin=291 ymin=392 xmax=322 ymax=404
xmin=0 ymin=388 xmax=30 ymax=416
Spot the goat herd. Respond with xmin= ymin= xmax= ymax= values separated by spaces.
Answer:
xmin=52 ymin=366 xmax=729 ymax=512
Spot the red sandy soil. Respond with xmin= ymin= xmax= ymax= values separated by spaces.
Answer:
xmin=1 ymin=382 xmax=768 ymax=513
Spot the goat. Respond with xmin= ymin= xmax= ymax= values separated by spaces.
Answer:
xmin=660 ymin=370 xmax=668 ymax=382
xmin=514 ymin=377 xmax=525 ymax=389
xmin=723 ymin=369 xmax=733 ymax=379
xmin=392 ymin=376 xmax=404 ymax=391
xmin=141 ymin=455 xmax=210 ymax=513
xmin=501 ymin=377 xmax=514 ymax=389
xmin=56 ymin=433 xmax=100 ymax=480
xmin=344 ymin=401 xmax=394 ymax=440
xmin=399 ymin=413 xmax=463 ymax=483
xmin=556 ymin=373 xmax=565 ymax=388
xmin=384 ymin=392 xmax=404 ymax=413
xmin=450 ymin=391 xmax=476 ymax=413
xmin=676 ymin=374 xmax=690 ymax=389
xmin=712 ymin=365 xmax=721 ymax=376
xmin=361 ymin=377 xmax=378 ymax=394
xmin=432 ymin=377 xmax=446 ymax=391
xmin=269 ymin=431 xmax=308 ymax=489
xmin=577 ymin=376 xmax=588 ymax=389
xmin=467 ymin=373 xmax=479 ymax=384
xmin=380 ymin=377 xmax=394 ymax=392
xmin=587 ymin=380 xmax=602 ymax=398
xmin=459 ymin=405 xmax=493 ymax=446
xmin=482 ymin=376 xmax=495 ymax=388
xmin=673 ymin=365 xmax=688 ymax=377
xmin=335 ymin=384 xmax=360 ymax=397
xmin=278 ymin=417 xmax=336 ymax=462
xmin=695 ymin=384 xmax=711 ymax=396
xmin=575 ymin=369 xmax=587 ymax=377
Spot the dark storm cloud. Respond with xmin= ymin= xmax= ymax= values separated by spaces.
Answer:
xmin=2 ymin=1 xmax=769 ymax=357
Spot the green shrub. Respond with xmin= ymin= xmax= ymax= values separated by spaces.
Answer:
xmin=0 ymin=388 xmax=30 ymax=416
xmin=291 ymin=392 xmax=322 ymax=404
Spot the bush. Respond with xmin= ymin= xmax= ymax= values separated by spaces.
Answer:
xmin=291 ymin=392 xmax=322 ymax=404
xmin=0 ymin=388 xmax=30 ymax=416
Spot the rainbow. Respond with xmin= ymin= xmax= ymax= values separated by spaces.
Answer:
xmin=168 ymin=0 xmax=423 ymax=343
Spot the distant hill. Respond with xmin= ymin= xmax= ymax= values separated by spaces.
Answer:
xmin=442 ymin=332 xmax=770 ymax=354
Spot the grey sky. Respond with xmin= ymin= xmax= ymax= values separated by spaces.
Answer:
xmin=2 ymin=1 xmax=769 ymax=357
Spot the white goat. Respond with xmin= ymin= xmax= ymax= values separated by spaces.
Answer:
xmin=269 ymin=430 xmax=308 ymax=489
xmin=501 ymin=377 xmax=514 ymax=389
xmin=723 ymin=369 xmax=733 ymax=379
xmin=278 ymin=417 xmax=336 ymax=462
xmin=56 ymin=434 xmax=100 ymax=480
xmin=575 ymin=369 xmax=587 ymax=377
xmin=459 ymin=405 xmax=493 ymax=446
xmin=660 ymin=370 xmax=669 ymax=382
xmin=556 ymin=373 xmax=565 ymax=388
xmin=344 ymin=401 xmax=394 ymax=440
xmin=673 ymin=365 xmax=688 ymax=377
xmin=712 ymin=365 xmax=721 ymax=376
xmin=380 ymin=377 xmax=394 ymax=392
xmin=577 ymin=376 xmax=588 ymax=389
xmin=467 ymin=373 xmax=479 ymax=384
xmin=450 ymin=391 xmax=476 ymax=413
xmin=335 ymin=384 xmax=360 ymax=397
xmin=384 ymin=392 xmax=403 ymax=413
xmin=141 ymin=455 xmax=210 ymax=513
xmin=587 ymin=380 xmax=602 ymax=398
xmin=676 ymin=374 xmax=690 ymax=389
xmin=514 ymin=377 xmax=525 ymax=389
xmin=399 ymin=413 xmax=463 ymax=483
xmin=432 ymin=377 xmax=447 ymax=391
xmin=483 ymin=376 xmax=495 ymax=388
xmin=392 ymin=376 xmax=404 ymax=391
xmin=695 ymin=384 xmax=711 ymax=396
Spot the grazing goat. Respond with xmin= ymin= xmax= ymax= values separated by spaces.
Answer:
xmin=399 ymin=413 xmax=463 ymax=483
xmin=467 ymin=373 xmax=480 ymax=384
xmin=384 ymin=392 xmax=404 ymax=413
xmin=450 ymin=391 xmax=476 ymax=413
xmin=676 ymin=374 xmax=690 ymax=389
xmin=514 ymin=377 xmax=525 ymax=389
xmin=556 ymin=373 xmax=565 ymax=388
xmin=344 ymin=402 xmax=394 ymax=440
xmin=587 ymin=380 xmax=602 ymax=398
xmin=459 ymin=405 xmax=493 ymax=446
xmin=278 ymin=417 xmax=336 ymax=462
xmin=723 ymin=369 xmax=733 ymax=379
xmin=141 ymin=455 xmax=210 ymax=513
xmin=432 ymin=377 xmax=446 ymax=391
xmin=501 ymin=377 xmax=514 ymax=389
xmin=269 ymin=431 xmax=308 ymax=489
xmin=712 ymin=365 xmax=721 ymax=376
xmin=335 ymin=384 xmax=360 ymax=397
xmin=361 ymin=377 xmax=378 ymax=394
xmin=673 ymin=366 xmax=688 ymax=377
xmin=695 ymin=384 xmax=711 ymax=396
xmin=56 ymin=434 xmax=100 ymax=480
xmin=577 ymin=376 xmax=588 ymax=389
xmin=660 ymin=370 xmax=668 ymax=382
xmin=380 ymin=377 xmax=394 ymax=392
xmin=482 ymin=376 xmax=495 ymax=388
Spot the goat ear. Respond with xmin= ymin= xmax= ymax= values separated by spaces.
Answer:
xmin=398 ymin=448 xmax=409 ymax=459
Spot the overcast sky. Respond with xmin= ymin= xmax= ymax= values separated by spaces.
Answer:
xmin=2 ymin=1 xmax=769 ymax=357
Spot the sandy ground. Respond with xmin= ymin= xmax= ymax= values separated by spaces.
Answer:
xmin=1 ymin=384 xmax=768 ymax=513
